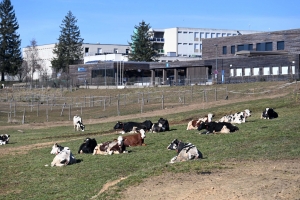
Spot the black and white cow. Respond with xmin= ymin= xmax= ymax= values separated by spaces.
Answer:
xmin=261 ymin=108 xmax=278 ymax=119
xmin=151 ymin=118 xmax=170 ymax=133
xmin=167 ymin=139 xmax=203 ymax=163
xmin=218 ymin=109 xmax=251 ymax=124
xmin=186 ymin=113 xmax=214 ymax=130
xmin=73 ymin=115 xmax=85 ymax=131
xmin=51 ymin=147 xmax=77 ymax=167
xmin=113 ymin=120 xmax=153 ymax=134
xmin=198 ymin=121 xmax=239 ymax=134
xmin=0 ymin=134 xmax=10 ymax=145
xmin=78 ymin=138 xmax=97 ymax=154
xmin=50 ymin=143 xmax=64 ymax=154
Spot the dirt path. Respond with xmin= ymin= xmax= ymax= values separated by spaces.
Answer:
xmin=122 ymin=159 xmax=300 ymax=200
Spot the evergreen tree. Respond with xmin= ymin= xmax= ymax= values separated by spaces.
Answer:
xmin=0 ymin=0 xmax=22 ymax=81
xmin=51 ymin=11 xmax=83 ymax=74
xmin=129 ymin=20 xmax=157 ymax=61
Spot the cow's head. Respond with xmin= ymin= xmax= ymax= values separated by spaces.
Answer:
xmin=197 ymin=122 xmax=207 ymax=131
xmin=51 ymin=143 xmax=64 ymax=154
xmin=167 ymin=139 xmax=180 ymax=150
xmin=114 ymin=121 xmax=124 ymax=130
xmin=77 ymin=121 xmax=85 ymax=131
xmin=117 ymin=136 xmax=124 ymax=146
xmin=0 ymin=134 xmax=10 ymax=143
xmin=139 ymin=129 xmax=146 ymax=139
xmin=207 ymin=113 xmax=215 ymax=122
xmin=244 ymin=109 xmax=251 ymax=117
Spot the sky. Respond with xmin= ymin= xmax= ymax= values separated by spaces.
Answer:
xmin=12 ymin=0 xmax=300 ymax=48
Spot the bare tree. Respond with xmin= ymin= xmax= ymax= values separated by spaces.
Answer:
xmin=23 ymin=38 xmax=44 ymax=83
xmin=16 ymin=60 xmax=30 ymax=82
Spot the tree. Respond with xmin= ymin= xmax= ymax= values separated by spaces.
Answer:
xmin=51 ymin=11 xmax=84 ymax=75
xmin=0 ymin=0 xmax=22 ymax=81
xmin=128 ymin=20 xmax=157 ymax=62
xmin=23 ymin=38 xmax=43 ymax=82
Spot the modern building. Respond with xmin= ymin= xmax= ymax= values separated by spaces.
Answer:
xmin=150 ymin=27 xmax=261 ymax=62
xmin=69 ymin=28 xmax=300 ymax=86
xmin=22 ymin=43 xmax=130 ymax=80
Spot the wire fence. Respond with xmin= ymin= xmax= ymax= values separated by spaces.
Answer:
xmin=0 ymin=81 xmax=298 ymax=125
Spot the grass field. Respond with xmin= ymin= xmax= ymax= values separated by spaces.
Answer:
xmin=0 ymin=82 xmax=300 ymax=199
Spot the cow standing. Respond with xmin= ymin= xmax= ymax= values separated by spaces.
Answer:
xmin=261 ymin=108 xmax=278 ymax=119
xmin=73 ymin=115 xmax=85 ymax=131
xmin=78 ymin=138 xmax=97 ymax=154
xmin=167 ymin=139 xmax=203 ymax=163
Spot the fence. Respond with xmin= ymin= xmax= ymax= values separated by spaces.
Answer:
xmin=0 ymin=81 xmax=298 ymax=125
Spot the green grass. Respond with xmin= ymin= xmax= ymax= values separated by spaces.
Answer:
xmin=0 ymin=89 xmax=300 ymax=199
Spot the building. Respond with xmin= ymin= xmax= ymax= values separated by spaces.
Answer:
xmin=150 ymin=27 xmax=261 ymax=62
xmin=69 ymin=28 xmax=300 ymax=86
xmin=22 ymin=43 xmax=130 ymax=80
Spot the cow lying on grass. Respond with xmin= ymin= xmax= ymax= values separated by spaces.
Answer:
xmin=51 ymin=147 xmax=77 ymax=167
xmin=78 ymin=138 xmax=97 ymax=154
xmin=186 ymin=113 xmax=214 ymax=130
xmin=113 ymin=120 xmax=153 ymax=134
xmin=198 ymin=121 xmax=239 ymax=134
xmin=151 ymin=118 xmax=170 ymax=133
xmin=0 ymin=134 xmax=10 ymax=145
xmin=73 ymin=115 xmax=85 ymax=131
xmin=122 ymin=129 xmax=146 ymax=146
xmin=218 ymin=109 xmax=251 ymax=124
xmin=93 ymin=136 xmax=127 ymax=155
xmin=167 ymin=139 xmax=203 ymax=163
xmin=261 ymin=108 xmax=278 ymax=119
xmin=50 ymin=143 xmax=64 ymax=154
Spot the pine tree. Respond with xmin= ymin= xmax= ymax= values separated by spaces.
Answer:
xmin=51 ymin=11 xmax=83 ymax=74
xmin=129 ymin=21 xmax=157 ymax=61
xmin=0 ymin=0 xmax=22 ymax=81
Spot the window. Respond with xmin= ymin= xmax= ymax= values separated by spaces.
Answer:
xmin=237 ymin=45 xmax=244 ymax=51
xmin=211 ymin=33 xmax=216 ymax=38
xmin=256 ymin=43 xmax=262 ymax=51
xmin=200 ymin=32 xmax=204 ymax=40
xmin=97 ymin=48 xmax=102 ymax=53
xmin=183 ymin=43 xmax=187 ymax=45
xmin=194 ymin=32 xmax=199 ymax=39
xmin=194 ymin=44 xmax=199 ymax=50
xmin=222 ymin=33 xmax=226 ymax=37
xmin=206 ymin=32 xmax=210 ymax=38
xmin=266 ymin=42 xmax=272 ymax=51
xmin=178 ymin=31 xmax=182 ymax=33
xmin=281 ymin=66 xmax=288 ymax=74
xmin=236 ymin=68 xmax=242 ymax=76
xmin=248 ymin=44 xmax=253 ymax=50
xmin=222 ymin=46 xmax=227 ymax=54
xmin=231 ymin=46 xmax=235 ymax=54
xmin=253 ymin=68 xmax=260 ymax=76
xmin=272 ymin=67 xmax=279 ymax=75
xmin=244 ymin=68 xmax=251 ymax=76
xmin=263 ymin=67 xmax=270 ymax=75
xmin=216 ymin=33 xmax=221 ymax=38
xmin=183 ymin=31 xmax=187 ymax=34
xmin=230 ymin=69 xmax=234 ymax=76
xmin=291 ymin=66 xmax=295 ymax=74
xmin=277 ymin=41 xmax=284 ymax=50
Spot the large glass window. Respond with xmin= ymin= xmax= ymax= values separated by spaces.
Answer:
xmin=263 ymin=67 xmax=270 ymax=75
xmin=272 ymin=67 xmax=279 ymax=75
xmin=237 ymin=45 xmax=244 ymax=51
xmin=291 ymin=66 xmax=295 ymax=74
xmin=266 ymin=42 xmax=273 ymax=51
xmin=253 ymin=68 xmax=260 ymax=75
xmin=244 ymin=68 xmax=251 ymax=76
xmin=277 ymin=41 xmax=284 ymax=50
xmin=222 ymin=46 xmax=227 ymax=54
xmin=236 ymin=68 xmax=242 ymax=76
xmin=230 ymin=69 xmax=234 ymax=76
xmin=281 ymin=66 xmax=288 ymax=74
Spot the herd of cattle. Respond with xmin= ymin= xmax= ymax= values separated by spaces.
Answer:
xmin=2 ymin=108 xmax=279 ymax=166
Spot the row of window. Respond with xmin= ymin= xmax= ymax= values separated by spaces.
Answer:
xmin=178 ymin=31 xmax=237 ymax=39
xmin=230 ymin=66 xmax=295 ymax=76
xmin=223 ymin=41 xmax=285 ymax=54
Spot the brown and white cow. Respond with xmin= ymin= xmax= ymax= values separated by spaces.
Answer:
xmin=122 ymin=129 xmax=146 ymax=147
xmin=93 ymin=136 xmax=127 ymax=155
xmin=186 ymin=113 xmax=214 ymax=130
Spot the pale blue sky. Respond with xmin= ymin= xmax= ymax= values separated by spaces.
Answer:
xmin=13 ymin=0 xmax=300 ymax=48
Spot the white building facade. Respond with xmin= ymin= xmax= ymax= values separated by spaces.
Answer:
xmin=150 ymin=27 xmax=261 ymax=62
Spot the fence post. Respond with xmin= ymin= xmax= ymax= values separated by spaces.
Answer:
xmin=37 ymin=100 xmax=39 ymax=117
xmin=215 ymin=88 xmax=217 ymax=101
xmin=117 ymin=94 xmax=120 ymax=116
xmin=191 ymin=85 xmax=193 ymax=103
xmin=60 ymin=103 xmax=66 ymax=116
xmin=22 ymin=108 xmax=25 ymax=124
xmin=161 ymin=94 xmax=164 ymax=109
xmin=141 ymin=92 xmax=144 ymax=113
xmin=69 ymin=105 xmax=71 ymax=120
xmin=103 ymin=98 xmax=106 ymax=111
xmin=46 ymin=105 xmax=48 ymax=122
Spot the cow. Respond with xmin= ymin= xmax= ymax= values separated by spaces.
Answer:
xmin=198 ymin=121 xmax=239 ymax=134
xmin=93 ymin=136 xmax=127 ymax=155
xmin=51 ymin=147 xmax=77 ymax=167
xmin=186 ymin=113 xmax=214 ymax=130
xmin=261 ymin=108 xmax=278 ymax=119
xmin=218 ymin=109 xmax=251 ymax=124
xmin=167 ymin=139 xmax=203 ymax=163
xmin=0 ymin=134 xmax=10 ymax=145
xmin=121 ymin=129 xmax=146 ymax=147
xmin=113 ymin=120 xmax=153 ymax=134
xmin=151 ymin=118 xmax=170 ymax=133
xmin=50 ymin=143 xmax=64 ymax=154
xmin=78 ymin=138 xmax=97 ymax=154
xmin=73 ymin=115 xmax=85 ymax=131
